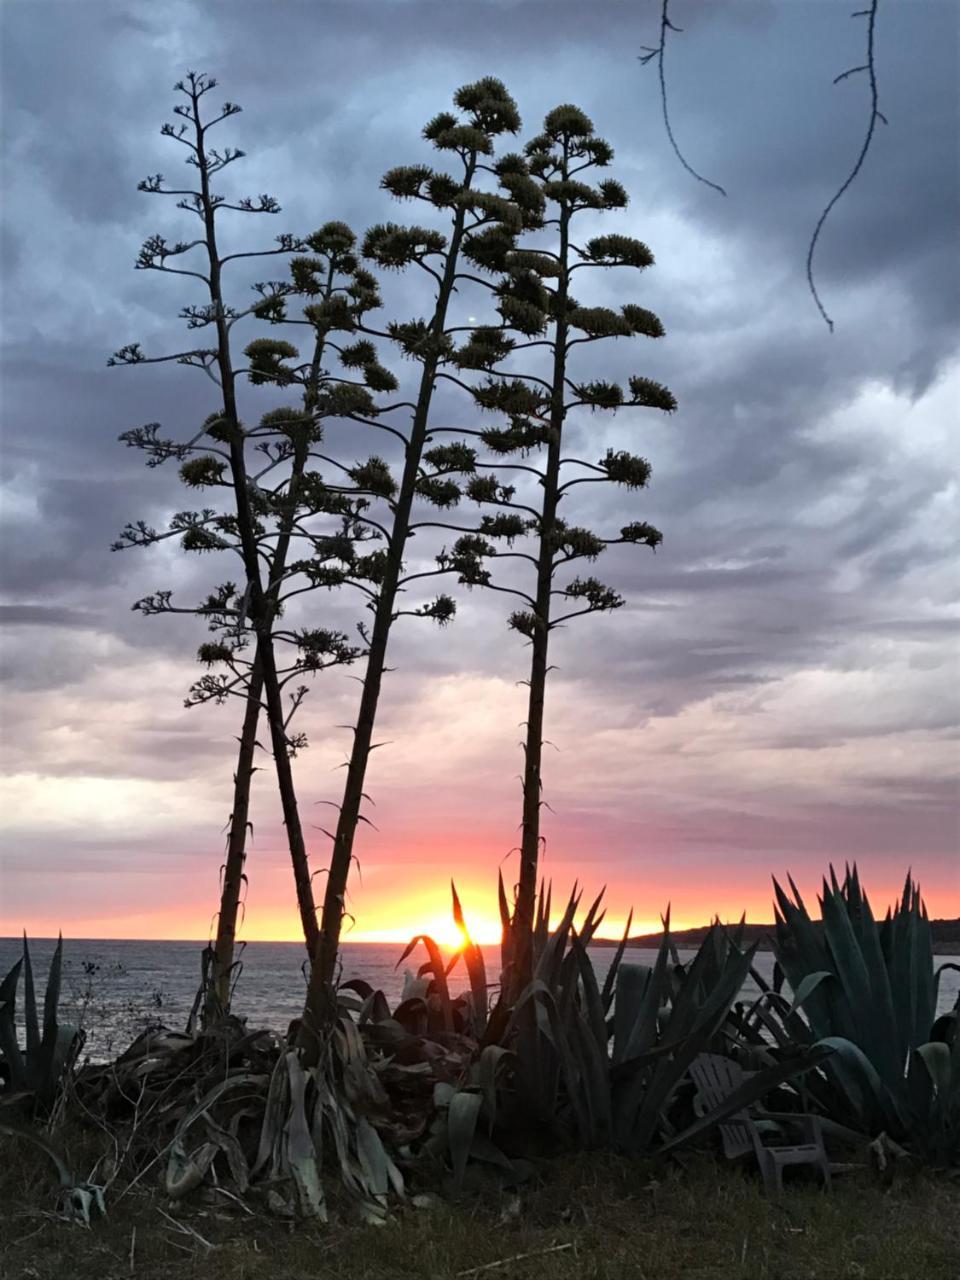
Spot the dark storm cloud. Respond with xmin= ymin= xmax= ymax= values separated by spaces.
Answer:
xmin=1 ymin=0 xmax=957 ymax=918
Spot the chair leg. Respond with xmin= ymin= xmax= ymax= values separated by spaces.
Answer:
xmin=757 ymin=1152 xmax=778 ymax=1197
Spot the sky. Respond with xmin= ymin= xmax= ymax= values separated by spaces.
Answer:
xmin=1 ymin=0 xmax=958 ymax=945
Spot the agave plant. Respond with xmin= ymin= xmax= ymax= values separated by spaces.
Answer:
xmin=0 ymin=935 xmax=82 ymax=1111
xmin=167 ymin=1015 xmax=403 ymax=1222
xmin=485 ymin=886 xmax=827 ymax=1156
xmin=345 ymin=884 xmax=826 ymax=1177
xmin=763 ymin=866 xmax=960 ymax=1164
xmin=340 ymin=887 xmax=504 ymax=1186
xmin=0 ymin=1120 xmax=105 ymax=1225
xmin=305 ymin=884 xmax=522 ymax=1189
xmin=81 ymin=912 xmax=503 ymax=1217
xmin=77 ymin=1007 xmax=406 ymax=1221
xmin=390 ymin=883 xmax=491 ymax=1041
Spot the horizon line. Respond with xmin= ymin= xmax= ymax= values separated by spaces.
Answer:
xmin=0 ymin=924 xmax=777 ymax=946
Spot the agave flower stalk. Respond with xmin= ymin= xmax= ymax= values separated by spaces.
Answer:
xmin=122 ymin=457 xmax=366 ymax=1015
xmin=111 ymin=76 xmax=371 ymax=1021
xmin=297 ymin=79 xmax=533 ymax=1051
xmin=428 ymin=105 xmax=677 ymax=995
xmin=186 ymin=416 xmax=318 ymax=1027
xmin=193 ymin=224 xmax=389 ymax=1021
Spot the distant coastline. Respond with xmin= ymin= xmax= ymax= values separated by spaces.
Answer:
xmin=595 ymin=919 xmax=960 ymax=955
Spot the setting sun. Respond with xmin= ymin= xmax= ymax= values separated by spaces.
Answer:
xmin=346 ymin=906 xmax=505 ymax=950
xmin=426 ymin=912 xmax=507 ymax=949
xmin=418 ymin=915 xmax=470 ymax=952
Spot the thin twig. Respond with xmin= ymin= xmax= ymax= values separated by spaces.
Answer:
xmin=455 ymin=1242 xmax=574 ymax=1276
xmin=161 ymin=1235 xmax=196 ymax=1256
xmin=639 ymin=0 xmax=727 ymax=197
xmin=806 ymin=1 xmax=886 ymax=331
xmin=156 ymin=1205 xmax=216 ymax=1250
xmin=209 ymin=1184 xmax=255 ymax=1215
xmin=106 ymin=1076 xmax=148 ymax=1190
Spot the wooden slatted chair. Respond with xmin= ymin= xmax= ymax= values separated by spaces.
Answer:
xmin=690 ymin=1052 xmax=831 ymax=1196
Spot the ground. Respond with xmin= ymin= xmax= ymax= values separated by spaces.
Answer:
xmin=2 ymin=1141 xmax=958 ymax=1280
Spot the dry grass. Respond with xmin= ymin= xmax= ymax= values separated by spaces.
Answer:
xmin=1 ymin=1129 xmax=958 ymax=1280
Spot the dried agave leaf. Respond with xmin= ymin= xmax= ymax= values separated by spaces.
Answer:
xmin=282 ymin=1052 xmax=326 ymax=1220
xmin=58 ymin=1183 xmax=106 ymax=1227
xmin=447 ymin=1091 xmax=483 ymax=1186
xmin=166 ymin=1139 xmax=218 ymax=1199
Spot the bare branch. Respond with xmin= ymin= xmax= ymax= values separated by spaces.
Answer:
xmin=639 ymin=0 xmax=727 ymax=198
xmin=806 ymin=1 xmax=885 ymax=331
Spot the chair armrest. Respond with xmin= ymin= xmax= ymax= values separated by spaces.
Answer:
xmin=762 ymin=1111 xmax=823 ymax=1143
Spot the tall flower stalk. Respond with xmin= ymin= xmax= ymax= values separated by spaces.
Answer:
xmin=197 ymin=223 xmax=388 ymax=1020
xmin=298 ymin=79 xmax=534 ymax=1051
xmin=444 ymin=105 xmax=677 ymax=993
xmin=112 ymin=76 xmax=376 ymax=1026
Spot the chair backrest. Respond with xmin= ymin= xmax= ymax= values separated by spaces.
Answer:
xmin=690 ymin=1052 xmax=755 ymax=1160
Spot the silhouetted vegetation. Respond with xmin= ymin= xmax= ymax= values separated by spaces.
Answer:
xmin=2 ymin=65 xmax=957 ymax=1257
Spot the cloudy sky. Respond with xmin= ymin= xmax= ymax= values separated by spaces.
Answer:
xmin=1 ymin=0 xmax=957 ymax=944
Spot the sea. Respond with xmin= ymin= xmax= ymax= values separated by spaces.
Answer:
xmin=1 ymin=937 xmax=957 ymax=1064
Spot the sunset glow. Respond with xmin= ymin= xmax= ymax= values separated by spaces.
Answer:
xmin=351 ymin=913 xmax=498 ymax=950
xmin=4 ymin=846 xmax=954 ymax=947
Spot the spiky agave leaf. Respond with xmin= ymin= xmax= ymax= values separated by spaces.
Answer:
xmin=612 ymin=930 xmax=673 ymax=1067
xmin=601 ymin=907 xmax=634 ymax=1016
xmin=533 ymin=879 xmax=552 ymax=963
xmin=618 ymin=932 xmax=761 ymax=1151
xmin=447 ymin=1090 xmax=483 ymax=1186
xmin=22 ymin=934 xmax=39 ymax=1064
xmin=451 ymin=881 xmax=488 ymax=1033
xmin=396 ymin=935 xmax=453 ymax=1033
xmin=0 ymin=956 xmax=25 ymax=1090
xmin=36 ymin=936 xmax=80 ymax=1105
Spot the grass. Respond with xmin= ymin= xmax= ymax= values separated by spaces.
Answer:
xmin=2 ymin=1130 xmax=959 ymax=1280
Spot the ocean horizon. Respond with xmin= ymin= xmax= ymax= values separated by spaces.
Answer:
xmin=3 ymin=934 xmax=957 ymax=1065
